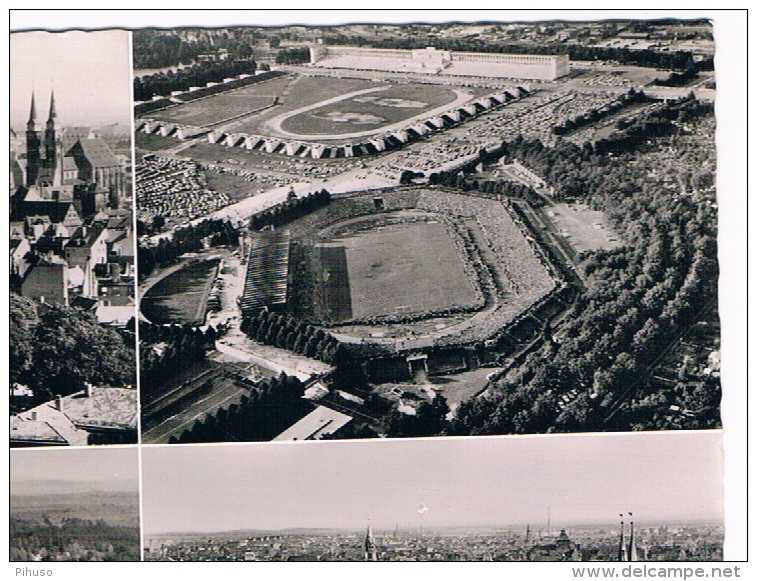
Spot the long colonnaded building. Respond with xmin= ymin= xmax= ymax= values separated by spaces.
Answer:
xmin=309 ymin=45 xmax=570 ymax=81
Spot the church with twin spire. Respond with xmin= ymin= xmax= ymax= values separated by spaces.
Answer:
xmin=12 ymin=91 xmax=126 ymax=207
xmin=10 ymin=91 xmax=134 ymax=310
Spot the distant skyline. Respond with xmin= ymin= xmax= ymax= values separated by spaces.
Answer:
xmin=141 ymin=432 xmax=723 ymax=535
xmin=10 ymin=30 xmax=132 ymax=129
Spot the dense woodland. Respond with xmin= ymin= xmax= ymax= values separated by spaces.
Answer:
xmin=10 ymin=294 xmax=136 ymax=406
xmin=449 ymin=98 xmax=719 ymax=434
xmin=132 ymin=30 xmax=255 ymax=69
xmin=10 ymin=518 xmax=140 ymax=562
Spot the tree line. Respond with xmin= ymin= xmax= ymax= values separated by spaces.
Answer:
xmin=240 ymin=309 xmax=347 ymax=366
xmin=552 ymin=88 xmax=651 ymax=136
xmin=133 ymin=59 xmax=258 ymax=102
xmin=321 ymin=33 xmax=711 ymax=71
xmin=249 ymin=188 xmax=331 ymax=231
xmin=168 ymin=371 xmax=311 ymax=443
xmin=137 ymin=218 xmax=239 ymax=277
xmin=138 ymin=320 xmax=218 ymax=404
xmin=653 ymin=67 xmax=700 ymax=87
xmin=593 ymin=94 xmax=714 ymax=155
xmin=428 ymin=167 xmax=546 ymax=207
xmin=275 ymin=47 xmax=311 ymax=64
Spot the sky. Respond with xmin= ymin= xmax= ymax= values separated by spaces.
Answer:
xmin=10 ymin=447 xmax=139 ymax=494
xmin=141 ymin=431 xmax=723 ymax=535
xmin=10 ymin=30 xmax=132 ymax=129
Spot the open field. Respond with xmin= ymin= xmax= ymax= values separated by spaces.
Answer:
xmin=11 ymin=491 xmax=140 ymax=528
xmin=151 ymin=95 xmax=276 ymax=127
xmin=145 ymin=75 xmax=293 ymax=126
xmin=201 ymin=167 xmax=262 ymax=202
xmin=233 ymin=75 xmax=378 ymax=134
xmin=278 ymin=84 xmax=459 ymax=137
xmin=546 ymin=202 xmax=621 ymax=253
xmin=140 ymin=258 xmax=220 ymax=325
xmin=318 ymin=219 xmax=478 ymax=320
xmin=135 ymin=131 xmax=179 ymax=152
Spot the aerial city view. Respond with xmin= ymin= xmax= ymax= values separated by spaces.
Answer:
xmin=141 ymin=433 xmax=724 ymax=561
xmin=10 ymin=30 xmax=138 ymax=447
xmin=8 ymin=15 xmax=732 ymax=564
xmin=132 ymin=20 xmax=720 ymax=444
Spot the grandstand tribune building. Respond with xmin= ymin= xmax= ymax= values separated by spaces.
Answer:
xmin=239 ymin=229 xmax=291 ymax=315
xmin=309 ymin=45 xmax=570 ymax=81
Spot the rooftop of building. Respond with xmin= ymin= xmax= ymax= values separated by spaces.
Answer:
xmin=273 ymin=405 xmax=352 ymax=441
xmin=11 ymin=386 xmax=138 ymax=444
xmin=66 ymin=137 xmax=120 ymax=169
xmin=10 ymin=404 xmax=89 ymax=446
xmin=58 ymin=386 xmax=137 ymax=430
xmin=95 ymin=305 xmax=136 ymax=327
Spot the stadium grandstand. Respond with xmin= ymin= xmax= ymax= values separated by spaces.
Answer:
xmin=309 ymin=45 xmax=569 ymax=81
xmin=239 ymin=229 xmax=291 ymax=314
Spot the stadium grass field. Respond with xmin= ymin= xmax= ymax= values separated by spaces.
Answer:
xmin=315 ymin=220 xmax=478 ymax=321
xmin=140 ymin=258 xmax=220 ymax=325
xmin=144 ymin=75 xmax=293 ymax=125
xmin=150 ymin=95 xmax=276 ymax=127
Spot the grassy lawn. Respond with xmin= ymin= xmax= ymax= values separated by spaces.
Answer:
xmin=547 ymin=203 xmax=621 ymax=253
xmin=140 ymin=258 xmax=220 ymax=325
xmin=135 ymin=131 xmax=177 ymax=153
xmin=202 ymin=168 xmax=261 ymax=202
xmin=279 ymin=84 xmax=458 ymax=136
xmin=335 ymin=220 xmax=477 ymax=319
xmin=233 ymin=76 xmax=381 ymax=134
xmin=149 ymin=95 xmax=276 ymax=126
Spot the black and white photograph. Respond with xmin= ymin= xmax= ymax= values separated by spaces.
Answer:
xmin=133 ymin=19 xmax=721 ymax=444
xmin=9 ymin=29 xmax=138 ymax=447
xmin=5 ymin=9 xmax=748 ymax=572
xmin=10 ymin=447 xmax=141 ymax=561
xmin=141 ymin=432 xmax=724 ymax=561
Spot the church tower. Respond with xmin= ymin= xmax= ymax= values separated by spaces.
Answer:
xmin=618 ymin=512 xmax=640 ymax=562
xmin=44 ymin=90 xmax=57 ymax=178
xmin=617 ymin=514 xmax=628 ymax=562
xmin=25 ymin=92 xmax=41 ymax=186
xmin=628 ymin=513 xmax=639 ymax=562
xmin=364 ymin=525 xmax=378 ymax=562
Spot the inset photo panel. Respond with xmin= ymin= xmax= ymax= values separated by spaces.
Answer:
xmin=141 ymin=431 xmax=724 ymax=562
xmin=131 ymin=20 xmax=721 ymax=445
xmin=10 ymin=29 xmax=138 ymax=447
xmin=10 ymin=446 xmax=141 ymax=561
